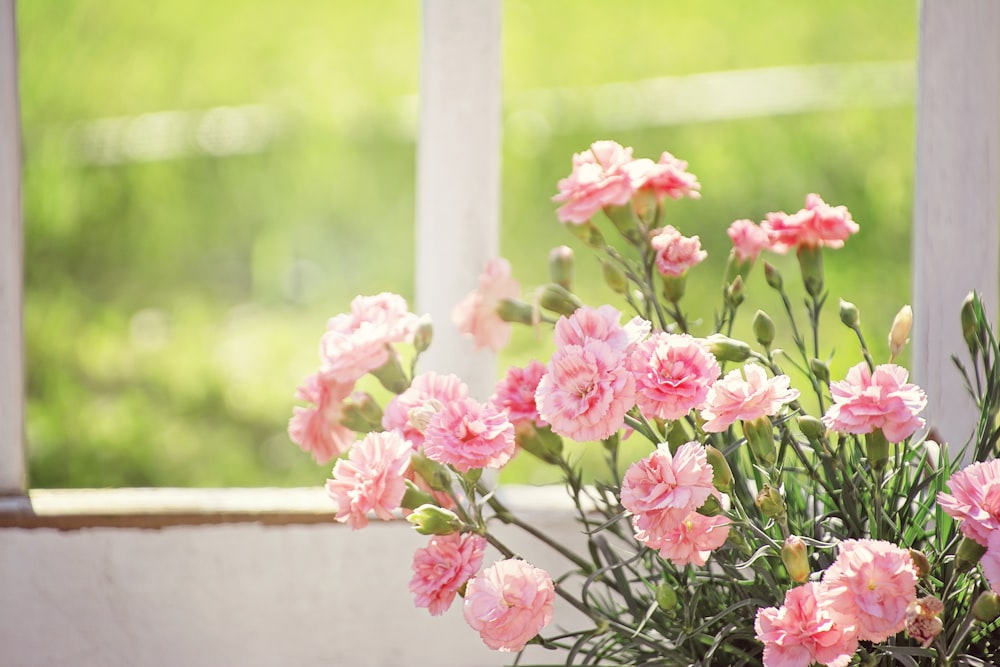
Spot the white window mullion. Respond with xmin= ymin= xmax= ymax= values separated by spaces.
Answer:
xmin=912 ymin=0 xmax=1000 ymax=456
xmin=415 ymin=0 xmax=502 ymax=399
xmin=0 ymin=0 xmax=25 ymax=495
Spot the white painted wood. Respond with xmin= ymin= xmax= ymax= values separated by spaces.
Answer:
xmin=0 ymin=0 xmax=25 ymax=494
xmin=415 ymin=0 xmax=502 ymax=400
xmin=912 ymin=0 xmax=1000 ymax=456
xmin=0 ymin=488 xmax=587 ymax=667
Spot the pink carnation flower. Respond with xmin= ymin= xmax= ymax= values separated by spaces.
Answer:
xmin=463 ymin=559 xmax=555 ymax=652
xmin=490 ymin=360 xmax=548 ymax=427
xmin=654 ymin=511 xmax=731 ymax=567
xmin=822 ymin=362 xmax=927 ymax=443
xmin=755 ymin=582 xmax=859 ymax=667
xmin=452 ymin=257 xmax=521 ymax=352
xmin=627 ymin=332 xmax=721 ymax=421
xmin=382 ymin=372 xmax=469 ymax=450
xmin=701 ymin=363 xmax=800 ymax=432
xmin=423 ymin=398 xmax=516 ymax=472
xmin=936 ymin=459 xmax=1000 ymax=546
xmin=728 ymin=218 xmax=772 ymax=261
xmin=320 ymin=293 xmax=420 ymax=383
xmin=624 ymin=151 xmax=701 ymax=201
xmin=535 ymin=340 xmax=636 ymax=442
xmin=552 ymin=140 xmax=636 ymax=224
xmin=410 ymin=532 xmax=488 ymax=616
xmin=621 ymin=442 xmax=717 ymax=529
xmin=650 ymin=225 xmax=707 ymax=277
xmin=762 ymin=193 xmax=860 ymax=253
xmin=822 ymin=539 xmax=917 ymax=643
xmin=288 ymin=372 xmax=356 ymax=464
xmin=553 ymin=304 xmax=631 ymax=351
xmin=325 ymin=430 xmax=412 ymax=529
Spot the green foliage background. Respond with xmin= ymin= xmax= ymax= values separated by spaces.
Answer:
xmin=18 ymin=1 xmax=917 ymax=488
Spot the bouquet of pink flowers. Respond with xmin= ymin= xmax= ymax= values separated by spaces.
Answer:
xmin=289 ymin=140 xmax=1000 ymax=666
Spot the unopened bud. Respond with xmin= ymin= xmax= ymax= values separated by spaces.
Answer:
xmin=809 ymin=358 xmax=830 ymax=384
xmin=406 ymin=503 xmax=462 ymax=535
xmin=908 ymin=549 xmax=931 ymax=578
xmin=752 ymin=310 xmax=775 ymax=347
xmin=955 ymin=536 xmax=987 ymax=572
xmin=781 ymin=536 xmax=810 ymax=584
xmin=704 ymin=334 xmax=752 ymax=362
xmin=413 ymin=315 xmax=434 ymax=354
xmin=602 ymin=260 xmax=629 ymax=294
xmin=704 ymin=445 xmax=734 ymax=494
xmin=797 ymin=245 xmax=824 ymax=298
xmin=724 ymin=276 xmax=745 ymax=308
xmin=548 ymin=245 xmax=574 ymax=290
xmin=755 ymin=484 xmax=785 ymax=519
xmin=655 ymin=583 xmax=677 ymax=611
xmin=839 ymin=299 xmax=860 ymax=329
xmin=564 ymin=220 xmax=605 ymax=248
xmin=973 ymin=591 xmax=1000 ymax=623
xmin=539 ymin=283 xmax=583 ymax=316
xmin=888 ymin=305 xmax=912 ymax=360
xmin=744 ymin=416 xmax=777 ymax=467
xmin=763 ymin=261 xmax=783 ymax=290
xmin=497 ymin=298 xmax=535 ymax=325
xmin=961 ymin=292 xmax=978 ymax=355
xmin=798 ymin=415 xmax=826 ymax=441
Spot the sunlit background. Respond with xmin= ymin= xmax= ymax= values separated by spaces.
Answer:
xmin=18 ymin=1 xmax=917 ymax=488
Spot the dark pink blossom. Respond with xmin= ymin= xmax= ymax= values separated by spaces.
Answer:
xmin=627 ymin=332 xmax=720 ymax=421
xmin=490 ymin=360 xmax=548 ymax=427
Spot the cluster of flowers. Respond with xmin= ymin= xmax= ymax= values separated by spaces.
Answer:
xmin=290 ymin=140 xmax=1000 ymax=665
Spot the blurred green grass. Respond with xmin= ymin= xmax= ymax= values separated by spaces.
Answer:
xmin=18 ymin=1 xmax=917 ymax=488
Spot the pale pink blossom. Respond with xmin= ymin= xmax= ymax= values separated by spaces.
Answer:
xmin=762 ymin=193 xmax=860 ymax=253
xmin=410 ymin=532 xmax=488 ymax=616
xmin=822 ymin=539 xmax=917 ymax=643
xmin=980 ymin=531 xmax=1000 ymax=594
xmin=653 ymin=511 xmax=730 ymax=566
xmin=452 ymin=258 xmax=521 ymax=352
xmin=755 ymin=582 xmax=859 ymax=667
xmin=620 ymin=442 xmax=718 ymax=539
xmin=490 ymin=360 xmax=548 ymax=427
xmin=320 ymin=293 xmax=420 ymax=383
xmin=701 ymin=363 xmax=800 ymax=432
xmin=822 ymin=363 xmax=927 ymax=443
xmin=382 ymin=372 xmax=469 ymax=450
xmin=553 ymin=304 xmax=631 ymax=351
xmin=535 ymin=340 xmax=636 ymax=442
xmin=650 ymin=225 xmax=707 ymax=277
xmin=627 ymin=333 xmax=721 ymax=421
xmin=624 ymin=151 xmax=701 ymax=201
xmin=325 ymin=430 xmax=412 ymax=529
xmin=936 ymin=459 xmax=1000 ymax=546
xmin=288 ymin=372 xmax=356 ymax=464
xmin=552 ymin=140 xmax=636 ymax=224
xmin=463 ymin=559 xmax=555 ymax=652
xmin=728 ymin=219 xmax=772 ymax=261
xmin=423 ymin=398 xmax=516 ymax=472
